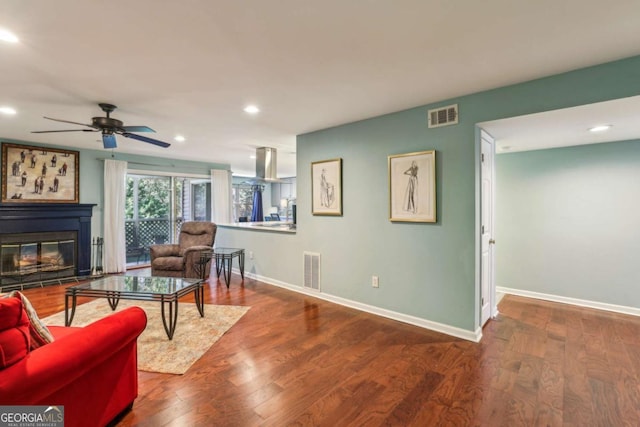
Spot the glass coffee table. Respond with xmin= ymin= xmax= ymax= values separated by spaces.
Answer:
xmin=65 ymin=275 xmax=204 ymax=340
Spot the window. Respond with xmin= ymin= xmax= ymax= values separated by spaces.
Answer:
xmin=232 ymin=184 xmax=254 ymax=221
xmin=191 ymin=180 xmax=211 ymax=221
xmin=125 ymin=173 xmax=211 ymax=266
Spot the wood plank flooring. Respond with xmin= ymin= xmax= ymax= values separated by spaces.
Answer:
xmin=21 ymin=273 xmax=640 ymax=426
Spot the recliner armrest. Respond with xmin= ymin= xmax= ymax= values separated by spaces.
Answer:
xmin=182 ymin=245 xmax=213 ymax=256
xmin=182 ymin=246 xmax=214 ymax=278
xmin=150 ymin=244 xmax=180 ymax=259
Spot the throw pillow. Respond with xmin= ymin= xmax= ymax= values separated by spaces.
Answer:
xmin=8 ymin=291 xmax=55 ymax=349
xmin=0 ymin=296 xmax=31 ymax=369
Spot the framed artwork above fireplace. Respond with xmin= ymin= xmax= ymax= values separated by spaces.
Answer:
xmin=1 ymin=142 xmax=79 ymax=203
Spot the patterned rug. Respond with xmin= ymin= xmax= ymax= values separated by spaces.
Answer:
xmin=43 ymin=299 xmax=250 ymax=375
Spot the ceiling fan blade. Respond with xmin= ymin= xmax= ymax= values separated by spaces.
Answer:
xmin=32 ymin=129 xmax=98 ymax=133
xmin=102 ymin=133 xmax=117 ymax=149
xmin=43 ymin=116 xmax=96 ymax=128
xmin=121 ymin=125 xmax=155 ymax=133
xmin=121 ymin=132 xmax=170 ymax=148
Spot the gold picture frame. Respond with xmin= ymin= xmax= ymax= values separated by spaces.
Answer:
xmin=388 ymin=150 xmax=436 ymax=222
xmin=1 ymin=142 xmax=79 ymax=203
xmin=311 ymin=158 xmax=342 ymax=216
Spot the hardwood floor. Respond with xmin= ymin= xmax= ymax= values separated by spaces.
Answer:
xmin=23 ymin=273 xmax=640 ymax=426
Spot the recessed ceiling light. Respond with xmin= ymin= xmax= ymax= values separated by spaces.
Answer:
xmin=0 ymin=28 xmax=19 ymax=43
xmin=249 ymin=155 xmax=256 ymax=159
xmin=589 ymin=125 xmax=611 ymax=133
xmin=244 ymin=105 xmax=260 ymax=114
xmin=174 ymin=135 xmax=186 ymax=142
xmin=0 ymin=106 xmax=17 ymax=115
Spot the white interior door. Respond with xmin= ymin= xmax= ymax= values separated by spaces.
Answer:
xmin=480 ymin=130 xmax=496 ymax=325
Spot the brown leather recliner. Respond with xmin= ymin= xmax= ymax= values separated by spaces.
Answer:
xmin=149 ymin=221 xmax=216 ymax=278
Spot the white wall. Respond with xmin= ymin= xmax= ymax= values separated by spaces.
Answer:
xmin=496 ymin=140 xmax=640 ymax=309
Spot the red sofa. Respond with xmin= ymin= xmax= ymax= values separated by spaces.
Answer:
xmin=0 ymin=300 xmax=147 ymax=427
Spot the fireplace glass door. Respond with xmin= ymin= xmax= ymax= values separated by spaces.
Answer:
xmin=0 ymin=231 xmax=76 ymax=286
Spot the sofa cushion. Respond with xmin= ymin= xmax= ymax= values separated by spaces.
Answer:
xmin=152 ymin=256 xmax=184 ymax=271
xmin=8 ymin=291 xmax=55 ymax=349
xmin=0 ymin=297 xmax=30 ymax=369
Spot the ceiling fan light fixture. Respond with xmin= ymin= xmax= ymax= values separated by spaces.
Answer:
xmin=32 ymin=103 xmax=170 ymax=149
xmin=0 ymin=106 xmax=17 ymax=115
xmin=589 ymin=124 xmax=611 ymax=133
xmin=174 ymin=135 xmax=186 ymax=142
xmin=0 ymin=28 xmax=18 ymax=43
xmin=102 ymin=132 xmax=117 ymax=149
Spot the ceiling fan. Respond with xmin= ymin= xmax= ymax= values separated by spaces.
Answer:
xmin=32 ymin=103 xmax=171 ymax=149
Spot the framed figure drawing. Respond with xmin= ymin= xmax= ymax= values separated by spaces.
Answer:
xmin=1 ymin=143 xmax=79 ymax=203
xmin=311 ymin=158 xmax=342 ymax=216
xmin=388 ymin=150 xmax=436 ymax=222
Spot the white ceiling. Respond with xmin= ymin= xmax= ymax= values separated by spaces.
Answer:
xmin=480 ymin=95 xmax=640 ymax=153
xmin=1 ymin=1 xmax=640 ymax=176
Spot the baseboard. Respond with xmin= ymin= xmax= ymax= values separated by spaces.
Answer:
xmin=241 ymin=270 xmax=482 ymax=342
xmin=497 ymin=286 xmax=640 ymax=317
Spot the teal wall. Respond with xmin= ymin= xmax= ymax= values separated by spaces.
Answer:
xmin=218 ymin=55 xmax=640 ymax=333
xmin=6 ymin=55 xmax=639 ymax=334
xmin=496 ymin=140 xmax=640 ymax=307
xmin=0 ymin=138 xmax=228 ymax=239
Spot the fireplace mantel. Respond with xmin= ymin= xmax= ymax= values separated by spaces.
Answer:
xmin=0 ymin=203 xmax=96 ymax=277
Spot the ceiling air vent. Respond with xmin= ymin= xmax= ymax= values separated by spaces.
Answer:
xmin=428 ymin=104 xmax=459 ymax=128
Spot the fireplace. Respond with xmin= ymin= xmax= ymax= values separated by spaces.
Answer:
xmin=0 ymin=203 xmax=95 ymax=290
xmin=1 ymin=231 xmax=76 ymax=279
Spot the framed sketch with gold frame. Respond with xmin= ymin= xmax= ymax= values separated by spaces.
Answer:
xmin=388 ymin=150 xmax=436 ymax=222
xmin=311 ymin=158 xmax=342 ymax=216
xmin=1 ymin=142 xmax=80 ymax=203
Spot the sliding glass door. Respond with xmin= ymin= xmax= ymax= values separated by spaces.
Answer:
xmin=125 ymin=173 xmax=210 ymax=266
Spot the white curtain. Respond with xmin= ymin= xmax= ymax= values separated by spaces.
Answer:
xmin=211 ymin=169 xmax=232 ymax=224
xmin=104 ymin=159 xmax=128 ymax=273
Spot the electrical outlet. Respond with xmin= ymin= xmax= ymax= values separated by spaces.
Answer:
xmin=372 ymin=275 xmax=379 ymax=288
xmin=249 ymin=251 xmax=254 ymax=259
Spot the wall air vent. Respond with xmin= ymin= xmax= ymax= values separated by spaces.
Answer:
xmin=428 ymin=104 xmax=459 ymax=128
xmin=303 ymin=252 xmax=321 ymax=292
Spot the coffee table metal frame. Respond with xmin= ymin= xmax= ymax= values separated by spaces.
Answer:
xmin=65 ymin=276 xmax=204 ymax=340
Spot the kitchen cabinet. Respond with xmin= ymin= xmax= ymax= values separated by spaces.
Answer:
xmin=270 ymin=178 xmax=296 ymax=218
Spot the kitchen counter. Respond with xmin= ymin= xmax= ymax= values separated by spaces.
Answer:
xmin=218 ymin=221 xmax=296 ymax=234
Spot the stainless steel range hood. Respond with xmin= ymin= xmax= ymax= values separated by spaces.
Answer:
xmin=256 ymin=147 xmax=278 ymax=181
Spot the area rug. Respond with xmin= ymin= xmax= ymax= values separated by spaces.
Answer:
xmin=42 ymin=299 xmax=250 ymax=375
